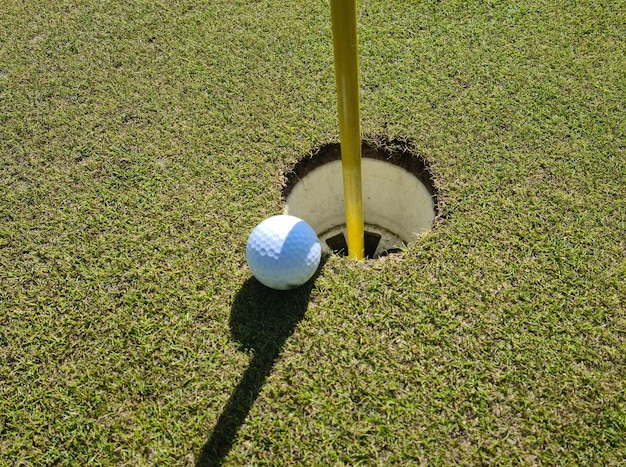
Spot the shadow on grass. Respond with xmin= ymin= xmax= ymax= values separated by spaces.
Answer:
xmin=196 ymin=259 xmax=325 ymax=466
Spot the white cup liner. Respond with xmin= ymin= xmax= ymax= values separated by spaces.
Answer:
xmin=283 ymin=141 xmax=437 ymax=258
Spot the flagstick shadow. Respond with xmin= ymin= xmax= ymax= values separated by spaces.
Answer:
xmin=196 ymin=259 xmax=325 ymax=466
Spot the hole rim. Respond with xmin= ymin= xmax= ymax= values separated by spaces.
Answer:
xmin=281 ymin=136 xmax=440 ymax=260
xmin=283 ymin=136 xmax=439 ymax=211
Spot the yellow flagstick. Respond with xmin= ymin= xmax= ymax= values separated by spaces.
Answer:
xmin=330 ymin=0 xmax=364 ymax=259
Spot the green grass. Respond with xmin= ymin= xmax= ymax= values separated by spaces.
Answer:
xmin=1 ymin=0 xmax=625 ymax=464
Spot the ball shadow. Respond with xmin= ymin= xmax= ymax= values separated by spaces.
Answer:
xmin=196 ymin=257 xmax=326 ymax=466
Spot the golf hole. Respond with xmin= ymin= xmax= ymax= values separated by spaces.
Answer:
xmin=283 ymin=138 xmax=438 ymax=259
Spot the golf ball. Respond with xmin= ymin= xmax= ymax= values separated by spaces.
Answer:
xmin=246 ymin=215 xmax=321 ymax=290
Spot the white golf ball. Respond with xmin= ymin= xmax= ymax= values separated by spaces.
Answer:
xmin=246 ymin=215 xmax=321 ymax=290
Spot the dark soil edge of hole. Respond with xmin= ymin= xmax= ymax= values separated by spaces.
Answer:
xmin=282 ymin=136 xmax=440 ymax=216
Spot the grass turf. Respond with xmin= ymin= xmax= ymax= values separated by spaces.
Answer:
xmin=1 ymin=0 xmax=625 ymax=464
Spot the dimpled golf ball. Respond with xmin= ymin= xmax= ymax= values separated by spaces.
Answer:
xmin=246 ymin=215 xmax=321 ymax=290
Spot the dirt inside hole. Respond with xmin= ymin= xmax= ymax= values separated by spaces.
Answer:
xmin=282 ymin=136 xmax=439 ymax=207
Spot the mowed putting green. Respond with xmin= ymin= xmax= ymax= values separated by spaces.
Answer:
xmin=1 ymin=0 xmax=625 ymax=464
